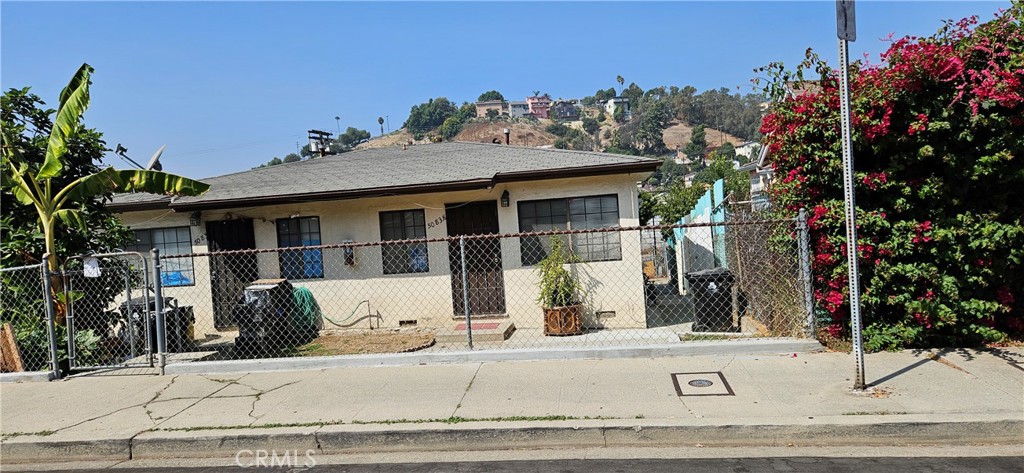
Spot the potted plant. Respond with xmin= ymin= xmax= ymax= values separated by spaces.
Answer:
xmin=536 ymin=237 xmax=584 ymax=336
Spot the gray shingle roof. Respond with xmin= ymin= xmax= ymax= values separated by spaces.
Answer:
xmin=110 ymin=142 xmax=659 ymax=211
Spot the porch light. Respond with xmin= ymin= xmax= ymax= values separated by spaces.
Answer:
xmin=500 ymin=190 xmax=510 ymax=208
xmin=189 ymin=211 xmax=201 ymax=226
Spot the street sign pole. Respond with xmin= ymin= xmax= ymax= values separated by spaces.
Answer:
xmin=836 ymin=0 xmax=866 ymax=390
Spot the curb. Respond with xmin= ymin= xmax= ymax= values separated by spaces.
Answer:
xmin=0 ymin=371 xmax=56 ymax=384
xmin=164 ymin=338 xmax=824 ymax=375
xmin=3 ymin=415 xmax=1020 ymax=463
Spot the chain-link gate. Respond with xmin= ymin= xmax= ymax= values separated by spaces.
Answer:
xmin=62 ymin=252 xmax=156 ymax=371
xmin=0 ymin=261 xmax=59 ymax=375
xmin=153 ymin=216 xmax=813 ymax=364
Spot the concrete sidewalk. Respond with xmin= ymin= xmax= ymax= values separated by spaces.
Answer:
xmin=1 ymin=346 xmax=1022 ymax=464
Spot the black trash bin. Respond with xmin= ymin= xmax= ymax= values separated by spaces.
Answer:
xmin=685 ymin=268 xmax=736 ymax=332
xmin=120 ymin=296 xmax=193 ymax=353
xmin=234 ymin=279 xmax=296 ymax=358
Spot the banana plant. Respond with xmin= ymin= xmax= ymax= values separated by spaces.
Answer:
xmin=0 ymin=63 xmax=210 ymax=276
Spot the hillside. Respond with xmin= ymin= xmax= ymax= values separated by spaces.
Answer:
xmin=662 ymin=121 xmax=745 ymax=151
xmin=455 ymin=121 xmax=559 ymax=147
xmin=355 ymin=117 xmax=746 ymax=155
xmin=354 ymin=129 xmax=430 ymax=150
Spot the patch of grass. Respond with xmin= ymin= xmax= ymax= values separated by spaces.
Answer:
xmin=816 ymin=329 xmax=853 ymax=353
xmin=2 ymin=430 xmax=56 ymax=439
xmin=841 ymin=411 xmax=907 ymax=416
xmin=297 ymin=343 xmax=326 ymax=356
xmin=351 ymin=415 xmax=610 ymax=425
xmin=153 ymin=415 xmax=618 ymax=433
xmin=679 ymin=334 xmax=753 ymax=342
xmin=156 ymin=420 xmax=344 ymax=432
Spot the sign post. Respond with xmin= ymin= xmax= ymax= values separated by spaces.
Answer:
xmin=836 ymin=0 xmax=866 ymax=390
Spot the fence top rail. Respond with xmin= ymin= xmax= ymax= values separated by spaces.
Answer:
xmin=160 ymin=217 xmax=796 ymax=259
xmin=61 ymin=251 xmax=150 ymax=271
xmin=0 ymin=262 xmax=43 ymax=273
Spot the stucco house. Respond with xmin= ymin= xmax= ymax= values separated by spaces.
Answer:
xmin=474 ymin=100 xmax=506 ymax=118
xmin=526 ymin=95 xmax=551 ymax=119
xmin=737 ymin=144 xmax=773 ymax=210
xmin=605 ymin=97 xmax=630 ymax=118
xmin=508 ymin=101 xmax=530 ymax=118
xmin=110 ymin=142 xmax=659 ymax=338
xmin=550 ymin=100 xmax=580 ymax=121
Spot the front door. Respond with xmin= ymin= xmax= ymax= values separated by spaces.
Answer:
xmin=206 ymin=219 xmax=257 ymax=328
xmin=447 ymin=201 xmax=506 ymax=316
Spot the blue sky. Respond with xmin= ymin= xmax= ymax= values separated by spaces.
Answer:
xmin=1 ymin=1 xmax=1008 ymax=178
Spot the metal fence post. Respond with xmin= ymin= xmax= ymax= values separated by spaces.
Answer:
xmin=151 ymin=248 xmax=167 ymax=375
xmin=64 ymin=264 xmax=77 ymax=372
xmin=124 ymin=269 xmax=137 ymax=360
xmin=460 ymin=236 xmax=473 ymax=350
xmin=40 ymin=255 xmax=61 ymax=379
xmin=797 ymin=209 xmax=815 ymax=337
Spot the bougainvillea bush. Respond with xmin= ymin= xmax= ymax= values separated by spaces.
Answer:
xmin=758 ymin=6 xmax=1023 ymax=350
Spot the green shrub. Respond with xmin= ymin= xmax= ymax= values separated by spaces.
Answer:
xmin=759 ymin=7 xmax=1024 ymax=349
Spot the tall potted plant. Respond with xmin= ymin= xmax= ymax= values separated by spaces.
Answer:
xmin=536 ymin=237 xmax=584 ymax=336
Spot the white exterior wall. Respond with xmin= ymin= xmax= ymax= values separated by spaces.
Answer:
xmin=118 ymin=174 xmax=648 ymax=336
xmin=605 ymin=98 xmax=630 ymax=116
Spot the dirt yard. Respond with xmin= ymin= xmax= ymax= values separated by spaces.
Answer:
xmin=294 ymin=329 xmax=435 ymax=356
xmin=662 ymin=121 xmax=745 ymax=150
xmin=353 ymin=129 xmax=429 ymax=150
xmin=455 ymin=121 xmax=558 ymax=147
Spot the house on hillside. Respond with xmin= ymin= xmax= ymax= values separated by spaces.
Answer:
xmin=111 ymin=142 xmax=660 ymax=340
xmin=475 ymin=100 xmax=507 ymax=118
xmin=605 ymin=97 xmax=630 ymax=119
xmin=550 ymin=100 xmax=580 ymax=121
xmin=526 ymin=95 xmax=551 ymax=119
xmin=508 ymin=101 xmax=530 ymax=118
xmin=674 ymin=148 xmax=692 ymax=165
xmin=737 ymin=145 xmax=773 ymax=210
xmin=735 ymin=141 xmax=760 ymax=160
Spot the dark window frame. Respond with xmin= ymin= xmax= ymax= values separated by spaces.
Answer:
xmin=128 ymin=226 xmax=195 ymax=287
xmin=517 ymin=194 xmax=622 ymax=266
xmin=379 ymin=209 xmax=430 ymax=275
xmin=275 ymin=216 xmax=324 ymax=280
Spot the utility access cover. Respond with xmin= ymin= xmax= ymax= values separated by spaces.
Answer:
xmin=671 ymin=372 xmax=734 ymax=397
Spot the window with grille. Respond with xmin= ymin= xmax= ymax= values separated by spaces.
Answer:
xmin=379 ymin=209 xmax=429 ymax=274
xmin=517 ymin=194 xmax=621 ymax=265
xmin=276 ymin=217 xmax=324 ymax=279
xmin=128 ymin=227 xmax=194 ymax=286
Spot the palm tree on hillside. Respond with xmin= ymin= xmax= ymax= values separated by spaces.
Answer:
xmin=378 ymin=116 xmax=384 ymax=136
xmin=616 ymin=75 xmax=624 ymax=95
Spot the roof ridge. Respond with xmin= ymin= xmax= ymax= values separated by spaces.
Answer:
xmin=197 ymin=152 xmax=343 ymax=180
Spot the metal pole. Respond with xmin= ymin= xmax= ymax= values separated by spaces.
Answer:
xmin=838 ymin=38 xmax=866 ymax=390
xmin=65 ymin=271 xmax=76 ymax=371
xmin=797 ymin=208 xmax=815 ymax=337
xmin=459 ymin=236 xmax=473 ymax=350
xmin=151 ymin=249 xmax=167 ymax=375
xmin=125 ymin=268 xmax=136 ymax=359
xmin=40 ymin=256 xmax=61 ymax=379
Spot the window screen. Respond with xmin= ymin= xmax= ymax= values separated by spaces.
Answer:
xmin=276 ymin=217 xmax=323 ymax=279
xmin=379 ymin=209 xmax=429 ymax=274
xmin=517 ymin=194 xmax=620 ymax=265
xmin=128 ymin=227 xmax=194 ymax=286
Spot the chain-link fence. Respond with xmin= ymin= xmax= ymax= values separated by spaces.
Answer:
xmin=0 ymin=262 xmax=57 ymax=373
xmin=62 ymin=252 xmax=156 ymax=371
xmin=153 ymin=217 xmax=811 ymax=362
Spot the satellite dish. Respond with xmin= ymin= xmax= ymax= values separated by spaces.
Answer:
xmin=146 ymin=145 xmax=166 ymax=171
